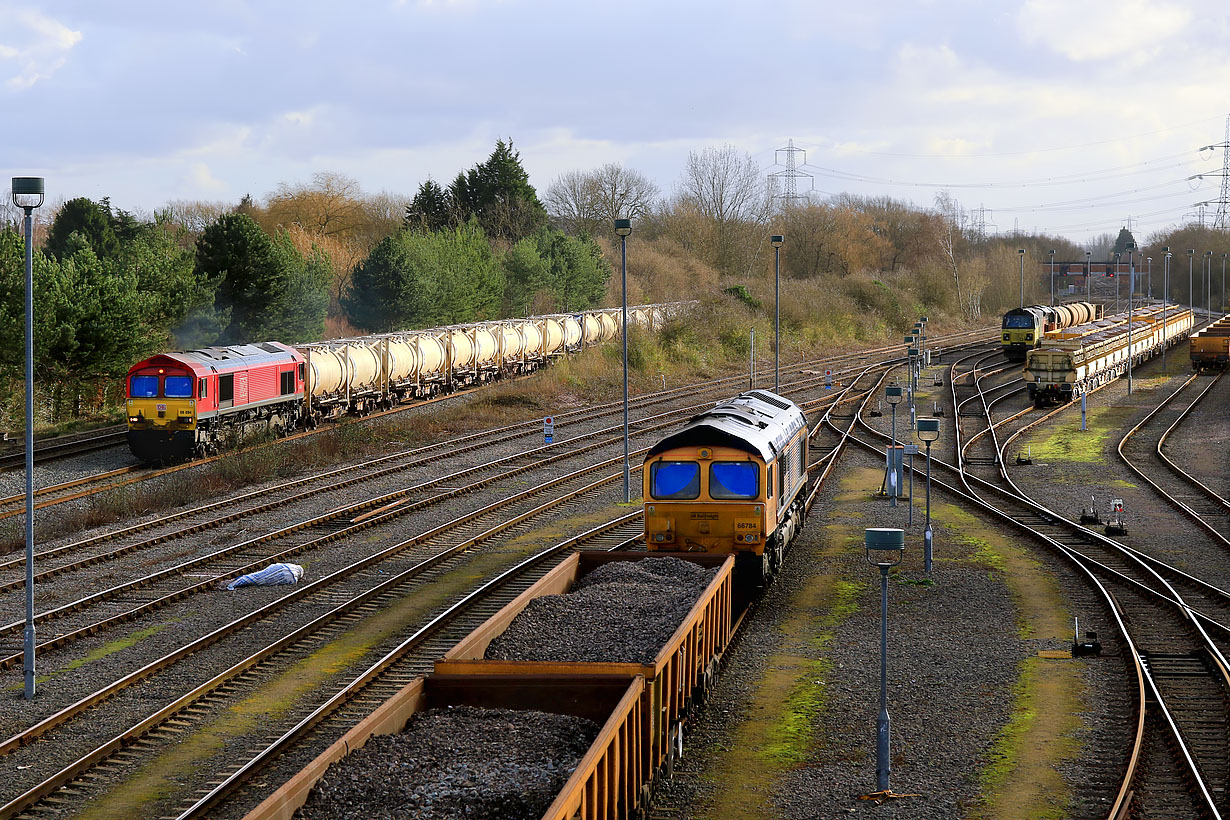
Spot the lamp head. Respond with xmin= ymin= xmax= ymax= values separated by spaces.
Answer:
xmin=903 ymin=336 xmax=914 ymax=345
xmin=865 ymin=527 xmax=905 ymax=568
xmin=907 ymin=347 xmax=918 ymax=358
xmin=920 ymin=316 xmax=928 ymax=323
xmin=614 ymin=218 xmax=632 ymax=237
xmin=917 ymin=417 xmax=940 ymax=443
xmin=1162 ymin=246 xmax=1169 ymax=253
xmin=769 ymin=234 xmax=784 ymax=249
xmin=885 ymin=385 xmax=904 ymax=405
xmin=10 ymin=177 xmax=44 ymax=210
xmin=1125 ymin=242 xmax=1135 ymax=251
xmin=1049 ymin=249 xmax=1055 ymax=257
xmin=1018 ymin=249 xmax=1025 ymax=255
xmin=1188 ymin=249 xmax=1195 ymax=255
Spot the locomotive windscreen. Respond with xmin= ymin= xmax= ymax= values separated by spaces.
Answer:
xmin=129 ymin=375 xmax=158 ymax=397
xmin=709 ymin=462 xmax=758 ymax=499
xmin=164 ymin=376 xmax=193 ymax=397
xmin=651 ymin=461 xmax=700 ymax=499
xmin=1003 ymin=315 xmax=1034 ymax=328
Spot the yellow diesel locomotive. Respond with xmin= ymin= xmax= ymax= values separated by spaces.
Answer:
xmin=643 ymin=390 xmax=808 ymax=583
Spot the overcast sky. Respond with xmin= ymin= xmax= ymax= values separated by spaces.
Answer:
xmin=2 ymin=0 xmax=1228 ymax=245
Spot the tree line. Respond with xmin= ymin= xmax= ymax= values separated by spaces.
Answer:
xmin=5 ymin=136 xmax=1228 ymax=429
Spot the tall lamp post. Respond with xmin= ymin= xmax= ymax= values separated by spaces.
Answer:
xmin=1048 ymin=250 xmax=1056 ymax=306
xmin=1125 ymin=243 xmax=1135 ymax=394
xmin=12 ymin=177 xmax=44 ymax=701
xmin=1162 ymin=248 xmax=1171 ymax=370
xmin=917 ymin=417 xmax=940 ymax=573
xmin=1206 ymin=251 xmax=1214 ymax=318
xmin=1085 ymin=250 xmax=1092 ymax=299
xmin=1018 ymin=249 xmax=1025 ymax=307
xmin=865 ymin=527 xmax=905 ymax=795
xmin=1146 ymin=256 xmax=1152 ymax=300
xmin=885 ymin=385 xmax=903 ymax=507
xmin=1114 ymin=252 xmax=1121 ymax=313
xmin=614 ymin=218 xmax=632 ymax=503
xmin=1188 ymin=249 xmax=1195 ymax=312
xmin=770 ymin=235 xmax=784 ymax=392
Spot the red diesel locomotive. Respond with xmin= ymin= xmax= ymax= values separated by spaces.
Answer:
xmin=125 ymin=342 xmax=305 ymax=462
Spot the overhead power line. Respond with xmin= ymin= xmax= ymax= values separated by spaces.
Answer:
xmin=818 ymin=114 xmax=1227 ymax=158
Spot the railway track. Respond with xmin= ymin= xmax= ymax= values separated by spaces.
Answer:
xmin=1117 ymin=370 xmax=1230 ymax=544
xmin=0 ymin=426 xmax=128 ymax=472
xmin=942 ymin=347 xmax=1230 ymax=818
xmin=0 ymin=327 xmax=996 ymax=525
xmin=0 ymin=350 xmax=899 ymax=819
xmin=0 ymin=327 xmax=1002 ymax=818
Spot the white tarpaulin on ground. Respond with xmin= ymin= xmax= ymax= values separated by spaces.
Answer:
xmin=225 ymin=563 xmax=304 ymax=591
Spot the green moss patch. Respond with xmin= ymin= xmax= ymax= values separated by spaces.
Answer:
xmin=971 ymin=657 xmax=1082 ymax=820
xmin=1019 ymin=405 xmax=1133 ymax=464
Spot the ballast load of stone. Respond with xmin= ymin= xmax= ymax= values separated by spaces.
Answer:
xmin=484 ymin=556 xmax=717 ymax=664
xmin=295 ymin=705 xmax=599 ymax=820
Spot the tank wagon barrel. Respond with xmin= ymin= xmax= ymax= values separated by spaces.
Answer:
xmin=126 ymin=301 xmax=697 ymax=462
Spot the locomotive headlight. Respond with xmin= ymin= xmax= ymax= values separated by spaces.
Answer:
xmin=755 ymin=506 xmax=761 ymax=515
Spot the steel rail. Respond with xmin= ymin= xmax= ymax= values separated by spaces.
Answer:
xmin=843 ymin=382 xmax=1157 ymax=818
xmin=0 ymin=498 xmax=646 ymax=820
xmin=0 ymin=428 xmax=127 ymax=471
xmin=977 ymin=358 xmax=1229 ymax=817
xmin=1116 ymin=371 xmax=1229 ymax=546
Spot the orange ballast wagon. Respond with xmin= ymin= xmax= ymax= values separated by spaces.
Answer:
xmin=435 ymin=550 xmax=735 ymax=787
xmin=242 ymin=673 xmax=646 ymax=820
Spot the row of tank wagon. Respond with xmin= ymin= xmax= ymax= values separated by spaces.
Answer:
xmin=1190 ymin=314 xmax=1230 ymax=370
xmin=124 ymin=302 xmax=690 ymax=463
xmin=1024 ymin=304 xmax=1195 ymax=405
xmin=1001 ymin=301 xmax=1103 ymax=360
xmin=302 ymin=303 xmax=689 ymax=417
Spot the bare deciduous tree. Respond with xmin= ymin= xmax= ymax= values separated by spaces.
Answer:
xmin=545 ymin=163 xmax=659 ymax=236
xmin=934 ymin=191 xmax=971 ymax=316
xmin=669 ymin=145 xmax=770 ymax=275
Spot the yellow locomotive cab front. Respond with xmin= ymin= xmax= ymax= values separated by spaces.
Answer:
xmin=643 ymin=451 xmax=768 ymax=555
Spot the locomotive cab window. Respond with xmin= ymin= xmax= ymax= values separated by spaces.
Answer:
xmin=129 ymin=375 xmax=158 ymax=398
xmin=164 ymin=376 xmax=193 ymax=398
xmin=650 ymin=461 xmax=700 ymax=500
xmin=198 ymin=378 xmax=207 ymax=398
xmin=710 ymin=461 xmax=759 ymax=500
